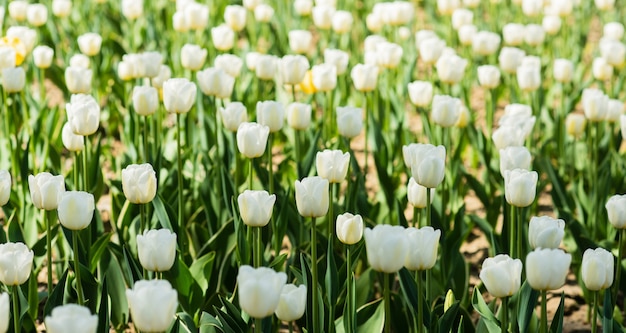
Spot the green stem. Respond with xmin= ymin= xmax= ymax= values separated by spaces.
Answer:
xmin=517 ymin=206 xmax=523 ymax=260
xmin=591 ymin=291 xmax=598 ymax=333
xmin=311 ymin=217 xmax=319 ymax=333
xmin=46 ymin=210 xmax=54 ymax=296
xmin=233 ymin=132 xmax=240 ymax=195
xmin=142 ymin=115 xmax=149 ymax=163
xmin=501 ymin=296 xmax=509 ymax=333
xmin=255 ymin=318 xmax=262 ymax=333
xmin=177 ymin=113 xmax=184 ymax=229
xmin=288 ymin=321 xmax=293 ymax=333
xmin=82 ymin=137 xmax=88 ymax=192
xmin=416 ymin=270 xmax=424 ymax=333
xmin=73 ymin=231 xmax=84 ymax=305
xmin=540 ymin=290 xmax=547 ymax=333
xmin=328 ymin=184 xmax=335 ymax=241
xmin=249 ymin=158 xmax=254 ymax=191
xmin=425 ymin=189 xmax=432 ymax=302
xmin=412 ymin=207 xmax=419 ymax=228
xmin=254 ymin=226 xmax=262 ymax=268
xmin=140 ymin=203 xmax=146 ymax=232
xmin=384 ymin=273 xmax=392 ymax=333
xmin=12 ymin=285 xmax=19 ymax=333
xmin=510 ymin=204 xmax=516 ymax=258
xmin=39 ymin=68 xmax=46 ymax=104
xmin=294 ymin=130 xmax=302 ymax=179
xmin=73 ymin=152 xmax=80 ymax=190
xmin=614 ymin=229 xmax=624 ymax=308
xmin=346 ymin=245 xmax=355 ymax=333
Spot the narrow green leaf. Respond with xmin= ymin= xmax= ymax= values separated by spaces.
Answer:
xmin=471 ymin=289 xmax=500 ymax=332
xmin=549 ymin=293 xmax=564 ymax=333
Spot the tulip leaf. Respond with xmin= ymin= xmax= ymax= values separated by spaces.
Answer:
xmin=325 ymin=241 xmax=339 ymax=305
xmin=163 ymin=256 xmax=204 ymax=315
xmin=438 ymin=301 xmax=460 ymax=333
xmin=152 ymin=193 xmax=177 ymax=233
xmin=517 ymin=281 xmax=539 ymax=333
xmin=199 ymin=312 xmax=222 ymax=333
xmin=175 ymin=311 xmax=198 ymax=333
xmin=27 ymin=270 xmax=38 ymax=320
xmin=470 ymin=289 xmax=500 ymax=332
xmin=549 ymin=293 xmax=564 ymax=333
xmin=44 ymin=269 xmax=68 ymax=316
xmin=89 ymin=232 xmax=112 ymax=272
xmin=189 ymin=251 xmax=216 ymax=292
xmin=602 ymin=291 xmax=613 ymax=333
xmin=98 ymin=276 xmax=110 ymax=333
xmin=356 ymin=299 xmax=385 ymax=333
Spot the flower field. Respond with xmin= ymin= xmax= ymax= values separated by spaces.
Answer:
xmin=0 ymin=0 xmax=625 ymax=332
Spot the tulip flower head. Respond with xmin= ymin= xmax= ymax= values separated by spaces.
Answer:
xmin=224 ymin=5 xmax=247 ymax=32
xmin=237 ymin=265 xmax=287 ymax=318
xmin=477 ymin=65 xmax=501 ymax=89
xmin=351 ymin=63 xmax=379 ymax=92
xmin=0 ymin=242 xmax=34 ymax=286
xmin=479 ymin=255 xmax=522 ymax=298
xmin=220 ymin=102 xmax=248 ymax=132
xmin=121 ymin=0 xmax=143 ymax=20
xmin=163 ymin=78 xmax=196 ymax=114
xmin=582 ymin=88 xmax=609 ymax=122
xmin=26 ymin=4 xmax=48 ymax=26
xmin=44 ymin=304 xmax=98 ymax=333
xmin=0 ymin=293 xmax=7 ymax=333
xmin=504 ymin=169 xmax=538 ymax=207
xmin=122 ymin=164 xmax=157 ymax=204
xmin=274 ymin=284 xmax=307 ymax=322
xmin=2 ymin=67 xmax=25 ymax=93
xmin=255 ymin=54 xmax=279 ymax=81
xmin=606 ymin=194 xmax=626 ymax=229
xmin=238 ymin=190 xmax=276 ymax=227
xmin=237 ymin=122 xmax=270 ymax=158
xmin=498 ymin=47 xmax=525 ymax=74
xmin=336 ymin=213 xmax=364 ymax=245
xmin=566 ymin=113 xmax=586 ymax=138
xmin=553 ymin=58 xmax=574 ymax=83
xmin=404 ymin=226 xmax=441 ymax=271
xmin=281 ymin=55 xmax=310 ymax=85
xmin=58 ymin=191 xmax=95 ymax=230
xmin=324 ymin=49 xmax=349 ymax=75
xmin=180 ymin=43 xmax=207 ymax=71
xmin=256 ymin=101 xmax=285 ymax=133
xmin=407 ymin=144 xmax=446 ymax=188
xmin=436 ymin=53 xmax=468 ymax=84
xmin=431 ymin=95 xmax=461 ymax=128
xmin=336 ymin=106 xmax=363 ymax=139
xmin=77 ymin=33 xmax=102 ymax=56
xmin=364 ymin=224 xmax=408 ymax=273
xmin=126 ymin=279 xmax=178 ymax=332
xmin=407 ymin=178 xmax=435 ymax=209
xmin=66 ymin=94 xmax=100 ymax=136
xmin=311 ymin=63 xmax=337 ymax=92
xmin=528 ymin=216 xmax=565 ymax=249
xmin=312 ymin=5 xmax=335 ymax=30
xmin=499 ymin=146 xmax=531 ymax=177
xmin=197 ymin=67 xmax=235 ymax=99
xmin=32 ymin=45 xmax=54 ymax=69
xmin=294 ymin=0 xmax=313 ymax=16
xmin=582 ymin=248 xmax=614 ymax=291
xmin=132 ymin=86 xmax=159 ymax=116
xmin=61 ymin=122 xmax=85 ymax=152
xmin=472 ymin=31 xmax=501 ymax=56
xmin=295 ymin=176 xmax=329 ymax=218
xmin=408 ymin=81 xmax=434 ymax=107
xmin=286 ymin=103 xmax=312 ymax=130
xmin=316 ymin=150 xmax=350 ymax=183
xmin=288 ymin=30 xmax=313 ymax=54
xmin=211 ymin=25 xmax=236 ymax=51
xmin=526 ymin=248 xmax=571 ymax=291
xmin=214 ymin=54 xmax=244 ymax=78
xmin=137 ymin=229 xmax=177 ymax=272
xmin=0 ymin=170 xmax=10 ymax=206
xmin=28 ymin=172 xmax=65 ymax=210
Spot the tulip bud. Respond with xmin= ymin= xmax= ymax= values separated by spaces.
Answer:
xmin=131 ymin=86 xmax=158 ymax=117
xmin=595 ymin=0 xmax=615 ymax=10
xmin=437 ymin=0 xmax=460 ymax=15
xmin=431 ymin=95 xmax=461 ymax=127
xmin=376 ymin=42 xmax=403 ymax=69
xmin=436 ymin=53 xmax=467 ymax=84
xmin=137 ymin=229 xmax=177 ymax=272
xmin=286 ymin=102 xmax=311 ymax=130
xmin=502 ymin=23 xmax=525 ymax=46
xmin=33 ymin=45 xmax=54 ymax=69
xmin=9 ymin=1 xmax=28 ymax=21
xmin=185 ymin=2 xmax=209 ymax=30
xmin=66 ymin=94 xmax=100 ymax=136
xmin=122 ymin=164 xmax=157 ymax=204
xmin=324 ymin=49 xmax=349 ymax=75
xmin=606 ymin=194 xmax=626 ymax=229
xmin=516 ymin=62 xmax=541 ymax=92
xmin=600 ymin=39 xmax=626 ymax=68
xmin=522 ymin=0 xmax=542 ymax=17
xmin=238 ymin=190 xmax=276 ymax=227
xmin=211 ymin=25 xmax=235 ymax=52
xmin=312 ymin=5 xmax=334 ymax=30
xmin=121 ymin=0 xmax=143 ymax=20
xmin=335 ymin=213 xmax=364 ymax=245
xmin=28 ymin=173 xmax=65 ymax=210
xmin=181 ymin=44 xmax=207 ymax=71
xmin=126 ymin=280 xmax=178 ymax=332
xmin=408 ymin=144 xmax=446 ymax=188
xmin=528 ymin=216 xmax=565 ymax=249
xmin=504 ymin=169 xmax=538 ymax=207
xmin=220 ymin=102 xmax=248 ymax=132
xmin=237 ymin=122 xmax=270 ymax=158
xmin=458 ymin=24 xmax=477 ymax=46
xmin=274 ymin=284 xmax=307 ymax=322
xmin=254 ymin=4 xmax=274 ymax=22
xmin=524 ymin=24 xmax=545 ymax=46
xmin=526 ymin=248 xmax=571 ymax=290
xmin=163 ymin=78 xmax=196 ymax=114
xmin=592 ymin=57 xmax=613 ymax=81
xmin=312 ymin=63 xmax=337 ymax=92
xmin=77 ymin=33 xmax=102 ymax=56
xmin=366 ymin=35 xmax=388 ymax=52
xmin=492 ymin=125 xmax=526 ymax=150
xmin=407 ymin=178 xmax=435 ymax=209
xmin=256 ymin=101 xmax=285 ymax=132
xmin=58 ymin=191 xmax=94 ymax=230
xmin=172 ymin=11 xmax=189 ymax=32
xmin=224 ymin=5 xmax=246 ymax=31
xmin=152 ymin=65 xmax=171 ymax=89
xmin=604 ymin=22 xmax=624 ymax=41
xmin=294 ymin=0 xmax=313 ymax=16
xmin=61 ymin=122 xmax=84 ymax=152
xmin=452 ymin=9 xmax=473 ymax=30
xmin=606 ymin=99 xmax=623 ymax=123
xmin=364 ymin=225 xmax=408 ymax=273
xmin=288 ymin=30 xmax=313 ymax=54
xmin=237 ymin=265 xmax=287 ymax=318
xmin=6 ymin=26 xmax=36 ymax=55
xmin=0 ymin=242 xmax=33 ymax=286
xmin=499 ymin=146 xmax=531 ymax=177
xmin=331 ymin=10 xmax=352 ymax=34
xmin=0 ymin=293 xmax=8 ymax=333
xmin=44 ymin=304 xmax=98 ymax=333
xmin=295 ymin=176 xmax=329 ymax=218
xmin=407 ymin=81 xmax=433 ymax=107
xmin=582 ymin=248 xmax=614 ymax=291
xmin=65 ymin=66 xmax=92 ymax=94
xmin=542 ymin=15 xmax=561 ymax=35
xmin=479 ymin=255 xmax=522 ymax=298
xmin=255 ymin=54 xmax=279 ymax=81
xmin=197 ymin=67 xmax=235 ymax=100
xmin=2 ymin=67 xmax=25 ymax=93
xmin=565 ymin=113 xmax=586 ymax=137
xmin=351 ymin=63 xmax=378 ymax=92
xmin=316 ymin=150 xmax=350 ymax=183
xmin=582 ymin=88 xmax=609 ymax=121
xmin=404 ymin=226 xmax=441 ymax=271
xmin=553 ymin=58 xmax=573 ymax=83
xmin=281 ymin=55 xmax=309 ymax=85
xmin=214 ymin=54 xmax=243 ymax=79
xmin=472 ymin=31 xmax=501 ymax=56
xmin=243 ymin=0 xmax=260 ymax=10
xmin=499 ymin=47 xmax=525 ymax=74
xmin=336 ymin=106 xmax=363 ymax=139
xmin=0 ymin=171 xmax=10 ymax=206
xmin=52 ymin=0 xmax=72 ymax=18
xmin=26 ymin=4 xmax=47 ymax=27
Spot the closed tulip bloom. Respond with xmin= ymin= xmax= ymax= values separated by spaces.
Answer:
xmin=499 ymin=47 xmax=525 ymax=73
xmin=126 ymin=280 xmax=178 ymax=332
xmin=181 ymin=44 xmax=207 ymax=71
xmin=132 ymin=86 xmax=158 ymax=116
xmin=517 ymin=63 xmax=541 ymax=92
xmin=528 ymin=216 xmax=565 ymax=249
xmin=184 ymin=2 xmax=209 ymax=30
xmin=502 ymin=23 xmax=525 ymax=46
xmin=163 ymin=78 xmax=196 ymax=114
xmin=65 ymin=66 xmax=92 ymax=94
xmin=522 ymin=0 xmax=542 ymax=17
xmin=582 ymin=88 xmax=609 ymax=121
xmin=600 ymin=39 xmax=626 ymax=68
xmin=281 ymin=55 xmax=309 ymax=85
xmin=407 ymin=178 xmax=434 ymax=209
xmin=605 ymin=99 xmax=623 ymax=123
xmin=592 ymin=57 xmax=613 ymax=81
xmin=452 ymin=9 xmax=473 ymax=30
xmin=436 ymin=53 xmax=467 ymax=84
xmin=117 ymin=61 xmax=134 ymax=81
xmin=0 ymin=293 xmax=7 ymax=333
xmin=604 ymin=22 xmax=624 ymax=41
xmin=606 ymin=195 xmax=626 ymax=229
xmin=553 ymin=59 xmax=574 ymax=83
xmin=504 ymin=169 xmax=538 ymax=207
xmin=77 ymin=33 xmax=102 ymax=56
xmin=220 ymin=102 xmax=248 ymax=132
xmin=366 ymin=34 xmax=388 ymax=52
xmin=275 ymin=284 xmax=307 ymax=322
xmin=172 ymin=11 xmax=189 ymax=32
xmin=9 ymin=0 xmax=28 ymax=21
xmin=52 ymin=0 xmax=72 ymax=17
xmin=351 ymin=63 xmax=378 ymax=92
xmin=238 ymin=190 xmax=276 ymax=227
xmin=408 ymin=81 xmax=433 ymax=107
xmin=237 ymin=122 xmax=270 ymax=158
xmin=523 ymin=24 xmax=545 ymax=46
xmin=254 ymin=4 xmax=274 ymax=22
xmin=477 ymin=65 xmax=501 ymax=89
xmin=566 ymin=113 xmax=586 ymax=137
xmin=2 ymin=67 xmax=25 ymax=93
xmin=238 ymin=265 xmax=287 ymax=318
xmin=286 ymin=103 xmax=312 ymax=130
xmin=256 ymin=101 xmax=284 ymax=132
xmin=0 ymin=242 xmax=33 ymax=286
xmin=472 ymin=31 xmax=501 ymax=56
xmin=243 ymin=0 xmax=261 ymax=10
xmin=137 ymin=229 xmax=177 ymax=272
xmin=331 ymin=10 xmax=352 ymax=33
xmin=211 ymin=25 xmax=235 ymax=52
xmin=336 ymin=213 xmax=364 ymax=245
xmin=595 ymin=0 xmax=615 ymax=10
xmin=458 ymin=24 xmax=478 ymax=46
xmin=312 ymin=5 xmax=334 ymax=30
xmin=255 ymin=54 xmax=279 ymax=80
xmin=376 ymin=42 xmax=403 ymax=69
xmin=33 ymin=45 xmax=53 ymax=69
xmin=312 ymin=63 xmax=337 ymax=92
xmin=7 ymin=26 xmax=37 ymax=54
xmin=582 ymin=248 xmax=614 ymax=291
xmin=58 ymin=191 xmax=94 ymax=230
xmin=295 ymin=176 xmax=329 ymax=218
xmin=45 ymin=304 xmax=98 ymax=333
xmin=432 ymin=95 xmax=461 ymax=127
xmin=61 ymin=122 xmax=84 ymax=152
xmin=409 ymin=144 xmax=446 ymax=189
xmin=70 ymin=53 xmax=90 ymax=68
xmin=121 ymin=0 xmax=143 ymax=20
xmin=479 ymin=255 xmax=522 ymax=298
xmin=288 ymin=30 xmax=313 ymax=54
xmin=0 ymin=171 xmax=10 ymax=206
xmin=316 ymin=150 xmax=350 ymax=183
xmin=294 ymin=0 xmax=313 ymax=16
xmin=197 ymin=67 xmax=235 ymax=99
xmin=492 ymin=125 xmax=526 ymax=150
xmin=324 ymin=49 xmax=349 ymax=75
xmin=437 ymin=0 xmax=460 ymax=15
xmin=214 ymin=54 xmax=243 ymax=78
xmin=542 ymin=15 xmax=561 ymax=35
xmin=526 ymin=248 xmax=571 ymax=290
xmin=122 ymin=164 xmax=157 ymax=204
xmin=499 ymin=146 xmax=531 ymax=176
xmin=224 ymin=5 xmax=246 ymax=32
xmin=29 ymin=173 xmax=65 ymax=210
xmin=0 ymin=47 xmax=16 ymax=70
xmin=336 ymin=106 xmax=363 ymax=138
xmin=26 ymin=4 xmax=47 ymax=26
xmin=364 ymin=225 xmax=408 ymax=273
xmin=66 ymin=94 xmax=100 ymax=136
xmin=463 ymin=0 xmax=480 ymax=7
xmin=404 ymin=226 xmax=441 ymax=271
